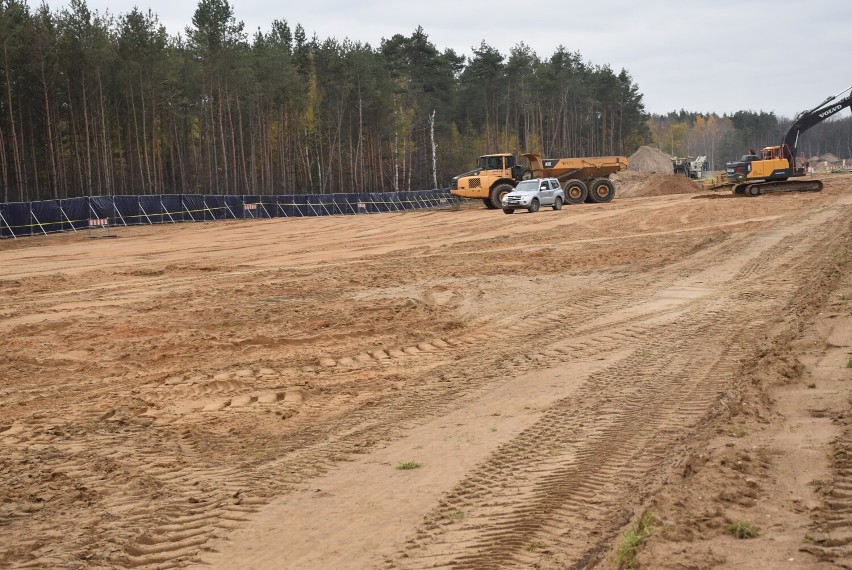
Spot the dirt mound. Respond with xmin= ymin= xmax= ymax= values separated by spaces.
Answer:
xmin=612 ymin=171 xmax=703 ymax=198
xmin=627 ymin=145 xmax=674 ymax=173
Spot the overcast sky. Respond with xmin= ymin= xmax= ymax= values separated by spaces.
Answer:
xmin=59 ymin=0 xmax=852 ymax=118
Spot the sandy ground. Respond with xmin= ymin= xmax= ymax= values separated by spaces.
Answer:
xmin=1 ymin=176 xmax=851 ymax=569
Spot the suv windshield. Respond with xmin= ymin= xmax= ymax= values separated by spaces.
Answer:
xmin=515 ymin=180 xmax=541 ymax=192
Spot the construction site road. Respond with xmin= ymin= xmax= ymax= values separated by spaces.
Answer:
xmin=1 ymin=175 xmax=851 ymax=569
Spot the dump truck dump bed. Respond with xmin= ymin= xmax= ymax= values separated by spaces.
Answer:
xmin=523 ymin=153 xmax=628 ymax=181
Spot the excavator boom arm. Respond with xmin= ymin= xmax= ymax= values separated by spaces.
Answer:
xmin=783 ymin=87 xmax=852 ymax=154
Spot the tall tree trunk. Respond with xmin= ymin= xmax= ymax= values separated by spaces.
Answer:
xmin=97 ymin=67 xmax=110 ymax=194
xmin=217 ymin=86 xmax=229 ymax=195
xmin=40 ymin=61 xmax=59 ymax=199
xmin=3 ymin=43 xmax=23 ymax=201
xmin=68 ymin=78 xmax=84 ymax=198
xmin=0 ymin=122 xmax=8 ymax=202
xmin=81 ymin=73 xmax=93 ymax=194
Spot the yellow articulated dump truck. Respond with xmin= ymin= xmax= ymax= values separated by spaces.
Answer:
xmin=450 ymin=152 xmax=629 ymax=209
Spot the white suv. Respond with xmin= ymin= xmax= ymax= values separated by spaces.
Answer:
xmin=501 ymin=178 xmax=565 ymax=214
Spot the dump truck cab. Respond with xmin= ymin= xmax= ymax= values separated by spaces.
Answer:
xmin=476 ymin=153 xmax=531 ymax=181
xmin=450 ymin=154 xmax=533 ymax=209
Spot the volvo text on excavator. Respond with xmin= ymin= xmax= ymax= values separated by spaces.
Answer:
xmin=725 ymin=86 xmax=852 ymax=195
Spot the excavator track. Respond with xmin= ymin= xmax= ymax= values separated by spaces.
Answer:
xmin=733 ymin=178 xmax=823 ymax=196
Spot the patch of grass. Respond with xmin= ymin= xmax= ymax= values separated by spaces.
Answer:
xmin=526 ymin=540 xmax=548 ymax=552
xmin=456 ymin=432 xmax=477 ymax=445
xmin=725 ymin=520 xmax=759 ymax=539
xmin=490 ymin=426 xmax=497 ymax=432
xmin=731 ymin=426 xmax=748 ymax=438
xmin=845 ymin=358 xmax=852 ymax=369
xmin=448 ymin=510 xmax=464 ymax=521
xmin=615 ymin=513 xmax=656 ymax=569
xmin=396 ymin=460 xmax=423 ymax=470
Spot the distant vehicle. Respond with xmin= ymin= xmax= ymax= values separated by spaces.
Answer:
xmin=501 ymin=178 xmax=565 ymax=214
xmin=672 ymin=156 xmax=708 ymax=178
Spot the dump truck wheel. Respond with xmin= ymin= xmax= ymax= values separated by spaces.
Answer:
xmin=563 ymin=179 xmax=588 ymax=204
xmin=520 ymin=169 xmax=533 ymax=181
xmin=588 ymin=178 xmax=615 ymax=203
xmin=503 ymin=208 xmax=515 ymax=214
xmin=552 ymin=197 xmax=563 ymax=211
xmin=483 ymin=198 xmax=496 ymax=209
xmin=490 ymin=184 xmax=513 ymax=209
xmin=528 ymin=198 xmax=540 ymax=213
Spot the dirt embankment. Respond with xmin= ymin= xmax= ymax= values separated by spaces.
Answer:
xmin=1 ymin=174 xmax=851 ymax=569
xmin=613 ymin=170 xmax=704 ymax=198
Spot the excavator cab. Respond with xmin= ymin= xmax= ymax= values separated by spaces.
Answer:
xmin=760 ymin=147 xmax=780 ymax=160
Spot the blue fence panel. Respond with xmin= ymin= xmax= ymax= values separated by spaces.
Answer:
xmin=1 ymin=202 xmax=29 ymax=237
xmin=160 ymin=195 xmax=182 ymax=222
xmin=60 ymin=197 xmax=89 ymax=231
xmin=181 ymin=194 xmax=205 ymax=222
xmin=137 ymin=195 xmax=163 ymax=224
xmin=257 ymin=195 xmax=277 ymax=218
xmin=381 ymin=192 xmax=397 ymax=213
xmin=114 ymin=195 xmax=141 ymax=226
xmin=396 ymin=191 xmax=409 ymax=211
xmin=393 ymin=192 xmax=408 ymax=211
xmin=274 ymin=195 xmax=295 ymax=217
xmin=202 ymin=195 xmax=227 ymax=220
xmin=334 ymin=193 xmax=356 ymax=215
xmin=304 ymin=194 xmax=328 ymax=216
xmin=405 ymin=191 xmax=419 ymax=209
xmin=381 ymin=192 xmax=396 ymax=212
xmin=293 ymin=194 xmax=309 ymax=216
xmin=356 ymin=193 xmax=373 ymax=214
xmin=241 ymin=195 xmax=262 ymax=219
xmin=0 ymin=203 xmax=12 ymax=237
xmin=30 ymin=200 xmax=63 ymax=234
xmin=316 ymin=193 xmax=337 ymax=216
xmin=223 ymin=195 xmax=243 ymax=219
xmin=89 ymin=196 xmax=115 ymax=222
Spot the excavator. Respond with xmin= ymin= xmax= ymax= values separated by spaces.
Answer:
xmin=725 ymin=86 xmax=852 ymax=195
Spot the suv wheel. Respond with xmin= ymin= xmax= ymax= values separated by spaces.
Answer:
xmin=528 ymin=198 xmax=540 ymax=213
xmin=552 ymin=197 xmax=563 ymax=211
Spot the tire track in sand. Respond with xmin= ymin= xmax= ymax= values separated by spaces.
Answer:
xmin=380 ymin=207 xmax=850 ymax=569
